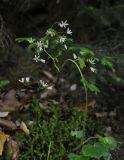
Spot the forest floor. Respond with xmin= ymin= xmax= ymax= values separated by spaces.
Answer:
xmin=0 ymin=70 xmax=124 ymax=160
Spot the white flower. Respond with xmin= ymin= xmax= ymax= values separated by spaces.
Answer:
xmin=46 ymin=29 xmax=55 ymax=37
xmin=39 ymin=80 xmax=48 ymax=87
xmin=67 ymin=28 xmax=72 ymax=35
xmin=39 ymin=80 xmax=53 ymax=89
xmin=28 ymin=38 xmax=35 ymax=43
xmin=64 ymin=44 xmax=67 ymax=49
xmin=25 ymin=77 xmax=30 ymax=83
xmin=36 ymin=41 xmax=43 ymax=51
xmin=40 ymin=59 xmax=46 ymax=63
xmin=90 ymin=67 xmax=96 ymax=72
xmin=73 ymin=53 xmax=77 ymax=59
xmin=59 ymin=20 xmax=69 ymax=28
xmin=59 ymin=36 xmax=66 ymax=43
xmin=33 ymin=55 xmax=45 ymax=63
xmin=19 ymin=77 xmax=25 ymax=83
xmin=87 ymin=59 xmax=96 ymax=65
xmin=37 ymin=40 xmax=49 ymax=50
xmin=47 ymin=86 xmax=53 ymax=90
xmin=39 ymin=47 xmax=43 ymax=51
xmin=36 ymin=41 xmax=42 ymax=47
xmin=33 ymin=55 xmax=40 ymax=62
xmin=44 ymin=40 xmax=49 ymax=48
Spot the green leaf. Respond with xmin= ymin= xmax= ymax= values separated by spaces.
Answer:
xmin=98 ymin=136 xmax=117 ymax=150
xmin=82 ymin=143 xmax=108 ymax=158
xmin=101 ymin=57 xmax=115 ymax=72
xmin=70 ymin=130 xmax=83 ymax=139
xmin=16 ymin=37 xmax=35 ymax=43
xmin=80 ymin=48 xmax=95 ymax=57
xmin=110 ymin=73 xmax=122 ymax=82
xmin=68 ymin=153 xmax=83 ymax=160
xmin=78 ymin=57 xmax=86 ymax=69
xmin=28 ymin=43 xmax=37 ymax=49
xmin=83 ymin=80 xmax=100 ymax=94
xmin=0 ymin=80 xmax=9 ymax=88
xmin=81 ymin=156 xmax=89 ymax=160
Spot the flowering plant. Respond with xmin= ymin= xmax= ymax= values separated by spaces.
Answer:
xmin=16 ymin=20 xmax=116 ymax=95
xmin=16 ymin=21 xmax=118 ymax=160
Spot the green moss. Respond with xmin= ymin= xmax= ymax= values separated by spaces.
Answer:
xmin=15 ymin=100 xmax=104 ymax=160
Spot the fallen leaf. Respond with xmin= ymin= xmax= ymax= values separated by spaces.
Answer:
xmin=0 ymin=132 xmax=9 ymax=155
xmin=7 ymin=138 xmax=18 ymax=160
xmin=109 ymin=111 xmax=116 ymax=117
xmin=40 ymin=88 xmax=56 ymax=98
xmin=0 ymin=118 xmax=17 ymax=130
xmin=76 ymin=100 xmax=96 ymax=112
xmin=70 ymin=84 xmax=77 ymax=91
xmin=20 ymin=121 xmax=30 ymax=135
xmin=0 ymin=112 xmax=9 ymax=118
xmin=95 ymin=112 xmax=108 ymax=118
xmin=42 ymin=70 xmax=55 ymax=81
xmin=0 ymin=90 xmax=21 ymax=112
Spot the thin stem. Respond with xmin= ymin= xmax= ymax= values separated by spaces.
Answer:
xmin=47 ymin=141 xmax=52 ymax=160
xmin=44 ymin=49 xmax=60 ymax=72
xmin=61 ymin=59 xmax=87 ymax=105
xmin=73 ymin=136 xmax=97 ymax=151
xmin=61 ymin=59 xmax=88 ymax=139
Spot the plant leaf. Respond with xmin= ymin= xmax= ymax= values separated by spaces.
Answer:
xmin=0 ymin=80 xmax=9 ymax=88
xmin=68 ymin=153 xmax=84 ymax=160
xmin=98 ymin=135 xmax=117 ymax=150
xmin=101 ymin=57 xmax=115 ymax=72
xmin=80 ymin=48 xmax=95 ymax=57
xmin=82 ymin=143 xmax=108 ymax=158
xmin=70 ymin=130 xmax=83 ymax=139
xmin=83 ymin=80 xmax=100 ymax=94
xmin=78 ymin=57 xmax=86 ymax=69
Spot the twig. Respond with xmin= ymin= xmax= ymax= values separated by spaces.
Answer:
xmin=72 ymin=136 xmax=97 ymax=152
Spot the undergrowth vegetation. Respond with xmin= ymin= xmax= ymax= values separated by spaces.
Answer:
xmin=16 ymin=100 xmax=88 ymax=160
xmin=0 ymin=1 xmax=123 ymax=159
xmin=13 ymin=21 xmax=118 ymax=159
xmin=13 ymin=99 xmax=106 ymax=160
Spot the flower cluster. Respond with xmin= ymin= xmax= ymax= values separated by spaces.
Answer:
xmin=46 ymin=29 xmax=56 ymax=37
xmin=39 ymin=80 xmax=53 ymax=90
xmin=32 ymin=20 xmax=72 ymax=65
xmin=36 ymin=40 xmax=49 ymax=52
xmin=59 ymin=20 xmax=72 ymax=35
xmin=18 ymin=78 xmax=53 ymax=90
xmin=19 ymin=77 xmax=30 ymax=83
xmin=33 ymin=55 xmax=45 ymax=63
xmin=87 ymin=59 xmax=96 ymax=73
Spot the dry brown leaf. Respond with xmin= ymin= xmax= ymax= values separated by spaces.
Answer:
xmin=40 ymin=88 xmax=56 ymax=98
xmin=42 ymin=70 xmax=55 ymax=81
xmin=0 ymin=132 xmax=9 ymax=155
xmin=109 ymin=111 xmax=117 ymax=117
xmin=0 ymin=118 xmax=17 ymax=130
xmin=95 ymin=112 xmax=108 ymax=118
xmin=0 ymin=90 xmax=21 ymax=112
xmin=3 ymin=90 xmax=17 ymax=101
xmin=20 ymin=121 xmax=30 ymax=135
xmin=7 ymin=138 xmax=18 ymax=160
xmin=76 ymin=100 xmax=96 ymax=112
